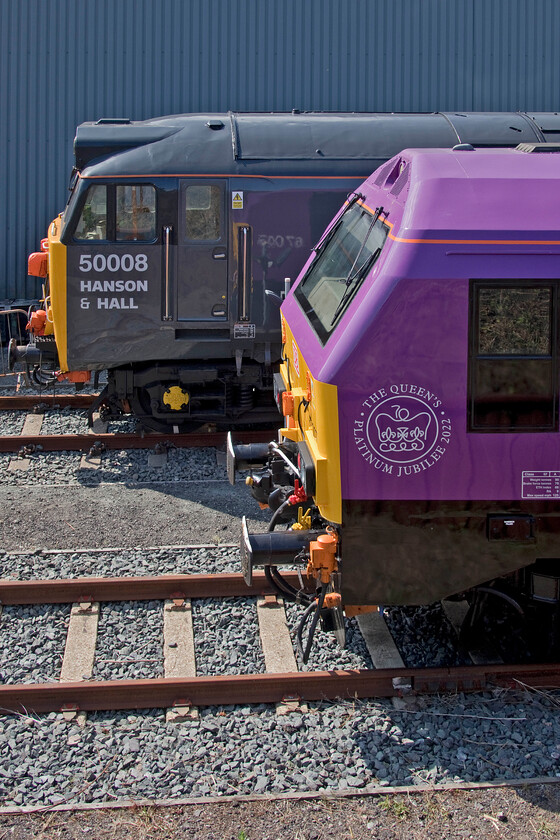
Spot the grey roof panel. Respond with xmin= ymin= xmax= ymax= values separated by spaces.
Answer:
xmin=232 ymin=113 xmax=459 ymax=160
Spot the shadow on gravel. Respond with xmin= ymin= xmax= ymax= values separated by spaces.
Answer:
xmin=0 ymin=473 xmax=270 ymax=552
xmin=71 ymin=468 xmax=271 ymax=527
xmin=122 ymin=478 xmax=272 ymax=524
xmin=352 ymin=691 xmax=560 ymax=789
xmin=516 ymin=782 xmax=560 ymax=813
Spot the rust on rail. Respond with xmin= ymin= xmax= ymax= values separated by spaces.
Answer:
xmin=0 ymin=571 xmax=306 ymax=605
xmin=0 ymin=394 xmax=97 ymax=410
xmin=1 ymin=664 xmax=560 ymax=715
xmin=0 ymin=428 xmax=273 ymax=452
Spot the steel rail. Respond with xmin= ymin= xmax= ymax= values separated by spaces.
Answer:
xmin=0 ymin=571 xmax=305 ymax=605
xmin=2 ymin=572 xmax=560 ymax=714
xmin=2 ymin=664 xmax=560 ymax=716
xmin=0 ymin=428 xmax=274 ymax=453
xmin=0 ymin=394 xmax=97 ymax=410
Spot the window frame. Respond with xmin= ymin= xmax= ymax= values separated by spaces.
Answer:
xmin=468 ymin=279 xmax=559 ymax=433
xmin=70 ymin=182 xmax=158 ymax=244
xmin=115 ymin=184 xmax=157 ymax=242
xmin=294 ymin=202 xmax=389 ymax=345
xmin=179 ymin=181 xmax=224 ymax=244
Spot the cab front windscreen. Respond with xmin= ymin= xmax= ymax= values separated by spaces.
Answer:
xmin=294 ymin=202 xmax=388 ymax=343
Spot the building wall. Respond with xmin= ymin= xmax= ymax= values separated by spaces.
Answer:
xmin=1 ymin=0 xmax=559 ymax=301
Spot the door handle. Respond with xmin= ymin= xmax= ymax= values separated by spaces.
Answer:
xmin=238 ymin=226 xmax=251 ymax=321
xmin=163 ymin=225 xmax=173 ymax=321
xmin=213 ymin=247 xmax=227 ymax=260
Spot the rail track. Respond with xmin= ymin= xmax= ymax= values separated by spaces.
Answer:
xmin=0 ymin=429 xmax=271 ymax=453
xmin=0 ymin=395 xmax=274 ymax=451
xmin=2 ymin=571 xmax=560 ymax=717
xmin=0 ymin=393 xmax=97 ymax=411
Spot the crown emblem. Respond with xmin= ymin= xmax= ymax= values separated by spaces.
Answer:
xmin=374 ymin=405 xmax=432 ymax=453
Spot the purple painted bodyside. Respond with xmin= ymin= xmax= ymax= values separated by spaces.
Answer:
xmin=282 ymin=148 xmax=560 ymax=503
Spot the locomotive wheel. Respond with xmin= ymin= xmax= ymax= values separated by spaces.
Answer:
xmin=459 ymin=587 xmax=530 ymax=662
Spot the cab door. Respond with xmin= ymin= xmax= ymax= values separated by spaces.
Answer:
xmin=63 ymin=181 xmax=163 ymax=368
xmin=176 ymin=180 xmax=228 ymax=321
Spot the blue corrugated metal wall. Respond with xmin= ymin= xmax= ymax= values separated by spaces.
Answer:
xmin=1 ymin=0 xmax=560 ymax=301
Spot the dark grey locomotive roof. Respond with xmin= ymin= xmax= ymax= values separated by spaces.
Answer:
xmin=74 ymin=111 xmax=552 ymax=178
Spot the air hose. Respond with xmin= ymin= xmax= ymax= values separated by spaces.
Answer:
xmin=296 ymin=584 xmax=327 ymax=664
xmin=29 ymin=365 xmax=57 ymax=388
xmin=264 ymin=564 xmax=314 ymax=606
xmin=267 ymin=498 xmax=293 ymax=532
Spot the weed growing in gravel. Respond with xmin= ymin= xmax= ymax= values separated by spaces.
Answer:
xmin=238 ymin=831 xmax=249 ymax=840
xmin=421 ymin=792 xmax=451 ymax=823
xmin=379 ymin=795 xmax=410 ymax=821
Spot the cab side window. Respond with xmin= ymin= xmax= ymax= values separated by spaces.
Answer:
xmin=74 ymin=185 xmax=107 ymax=240
xmin=185 ymin=185 xmax=221 ymax=240
xmin=469 ymin=283 xmax=557 ymax=431
xmin=72 ymin=183 xmax=156 ymax=242
xmin=116 ymin=185 xmax=156 ymax=241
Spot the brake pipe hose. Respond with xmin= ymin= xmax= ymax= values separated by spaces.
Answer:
xmin=296 ymin=585 xmax=327 ymax=664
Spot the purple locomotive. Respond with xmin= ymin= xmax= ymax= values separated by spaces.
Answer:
xmin=229 ymin=143 xmax=560 ymax=658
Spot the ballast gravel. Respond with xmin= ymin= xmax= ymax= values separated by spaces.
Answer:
xmin=0 ymin=693 xmax=560 ymax=807
xmin=1 ymin=396 xmax=560 ymax=813
xmin=383 ymin=604 xmax=471 ymax=668
xmin=1 ymin=545 xmax=560 ymax=806
xmin=0 ymin=604 xmax=71 ymax=684
xmin=0 ymin=446 xmax=225 ymax=486
xmin=93 ymin=601 xmax=164 ymax=681
xmin=0 ymin=545 xmax=241 ymax=580
xmin=39 ymin=408 xmax=90 ymax=436
xmin=193 ymin=597 xmax=265 ymax=675
xmin=285 ymin=602 xmax=373 ymax=672
xmin=0 ymin=411 xmax=26 ymax=436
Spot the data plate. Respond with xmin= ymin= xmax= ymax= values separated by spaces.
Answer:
xmin=522 ymin=470 xmax=560 ymax=499
xmin=234 ymin=323 xmax=256 ymax=339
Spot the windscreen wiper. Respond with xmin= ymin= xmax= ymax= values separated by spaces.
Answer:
xmin=309 ymin=192 xmax=366 ymax=261
xmin=330 ymin=206 xmax=384 ymax=325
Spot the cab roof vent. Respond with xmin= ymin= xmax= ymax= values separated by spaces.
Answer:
xmin=374 ymin=161 xmax=393 ymax=186
xmin=516 ymin=142 xmax=560 ymax=153
xmin=74 ymin=122 xmax=182 ymax=170
xmin=390 ymin=163 xmax=410 ymax=197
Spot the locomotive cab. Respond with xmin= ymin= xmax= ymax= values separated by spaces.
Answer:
xmin=235 ymin=145 xmax=560 ymax=660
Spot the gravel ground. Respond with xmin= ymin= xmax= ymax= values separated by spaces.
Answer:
xmin=193 ymin=597 xmax=265 ymax=675
xmin=2 ymin=785 xmax=560 ymax=840
xmin=1 ymin=693 xmax=560 ymax=809
xmin=93 ymin=601 xmax=164 ymax=681
xmin=1 ymin=395 xmax=560 ymax=836
xmin=0 ymin=604 xmax=71 ymax=684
